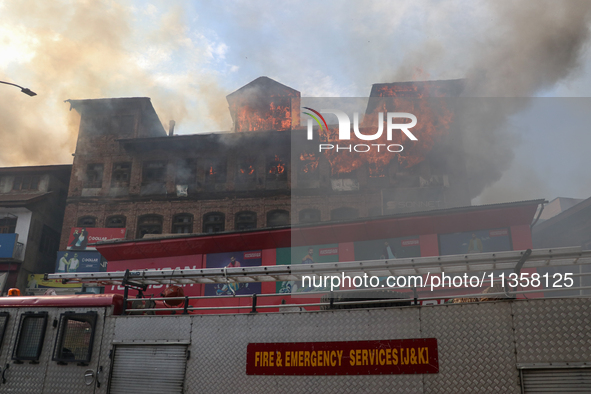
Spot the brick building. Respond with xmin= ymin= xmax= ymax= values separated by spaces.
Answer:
xmin=59 ymin=77 xmax=469 ymax=249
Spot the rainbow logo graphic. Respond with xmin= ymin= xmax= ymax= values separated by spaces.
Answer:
xmin=303 ymin=107 xmax=329 ymax=133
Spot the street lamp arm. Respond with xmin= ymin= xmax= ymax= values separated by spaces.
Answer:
xmin=0 ymin=80 xmax=37 ymax=96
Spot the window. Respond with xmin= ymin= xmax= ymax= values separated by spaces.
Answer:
xmin=0 ymin=312 xmax=9 ymax=350
xmin=52 ymin=312 xmax=98 ymax=364
xmin=203 ymin=212 xmax=225 ymax=234
xmin=236 ymin=157 xmax=257 ymax=183
xmin=106 ymin=215 xmax=126 ymax=228
xmin=172 ymin=214 xmax=193 ymax=234
xmin=204 ymin=161 xmax=227 ymax=184
xmin=0 ymin=217 xmax=17 ymax=233
xmin=299 ymin=209 xmax=321 ymax=224
xmin=12 ymin=312 xmax=48 ymax=362
xmin=12 ymin=175 xmax=40 ymax=191
xmin=77 ymin=216 xmax=97 ymax=228
xmin=84 ymin=164 xmax=104 ymax=188
xmin=136 ymin=215 xmax=163 ymax=238
xmin=111 ymin=162 xmax=132 ymax=187
xmin=330 ymin=207 xmax=359 ymax=221
xmin=176 ymin=159 xmax=196 ymax=184
xmin=235 ymin=211 xmax=257 ymax=230
xmin=39 ymin=225 xmax=60 ymax=255
xmin=266 ymin=155 xmax=287 ymax=181
xmin=267 ymin=210 xmax=289 ymax=227
xmin=142 ymin=161 xmax=167 ymax=185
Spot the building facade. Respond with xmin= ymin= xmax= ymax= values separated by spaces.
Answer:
xmin=0 ymin=165 xmax=70 ymax=291
xmin=60 ymin=77 xmax=470 ymax=249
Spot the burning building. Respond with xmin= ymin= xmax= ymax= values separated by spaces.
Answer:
xmin=59 ymin=76 xmax=470 ymax=248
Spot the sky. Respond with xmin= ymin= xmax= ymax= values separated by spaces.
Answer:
xmin=1 ymin=0 xmax=590 ymax=204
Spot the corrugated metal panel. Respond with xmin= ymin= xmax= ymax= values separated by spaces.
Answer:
xmin=522 ymin=368 xmax=591 ymax=393
xmin=109 ymin=344 xmax=187 ymax=394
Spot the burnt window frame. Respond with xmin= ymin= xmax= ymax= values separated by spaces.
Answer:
xmin=77 ymin=216 xmax=97 ymax=228
xmin=267 ymin=209 xmax=290 ymax=227
xmin=266 ymin=155 xmax=288 ymax=181
xmin=299 ymin=209 xmax=321 ymax=224
xmin=235 ymin=157 xmax=257 ymax=183
xmin=171 ymin=213 xmax=193 ymax=234
xmin=141 ymin=161 xmax=167 ymax=185
xmin=106 ymin=215 xmax=126 ymax=228
xmin=235 ymin=211 xmax=257 ymax=231
xmin=12 ymin=312 xmax=48 ymax=362
xmin=12 ymin=175 xmax=40 ymax=191
xmin=52 ymin=311 xmax=98 ymax=365
xmin=0 ymin=312 xmax=9 ymax=351
xmin=202 ymin=212 xmax=225 ymax=234
xmin=136 ymin=214 xmax=163 ymax=238
xmin=204 ymin=161 xmax=227 ymax=184
xmin=84 ymin=163 xmax=104 ymax=188
xmin=111 ymin=162 xmax=132 ymax=188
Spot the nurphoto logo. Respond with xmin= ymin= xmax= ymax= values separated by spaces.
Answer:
xmin=303 ymin=107 xmax=418 ymax=153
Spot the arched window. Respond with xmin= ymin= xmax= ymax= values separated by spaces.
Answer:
xmin=267 ymin=210 xmax=289 ymax=227
xmin=203 ymin=212 xmax=225 ymax=234
xmin=106 ymin=215 xmax=126 ymax=228
xmin=172 ymin=213 xmax=193 ymax=234
xmin=136 ymin=215 xmax=163 ymax=238
xmin=77 ymin=216 xmax=97 ymax=228
xmin=235 ymin=211 xmax=257 ymax=231
xmin=299 ymin=209 xmax=321 ymax=224
xmin=330 ymin=207 xmax=359 ymax=221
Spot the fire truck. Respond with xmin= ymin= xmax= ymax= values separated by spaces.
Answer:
xmin=0 ymin=247 xmax=589 ymax=393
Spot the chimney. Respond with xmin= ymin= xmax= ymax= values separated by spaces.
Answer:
xmin=168 ymin=120 xmax=176 ymax=136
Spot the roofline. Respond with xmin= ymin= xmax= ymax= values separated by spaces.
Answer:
xmin=533 ymin=195 xmax=591 ymax=233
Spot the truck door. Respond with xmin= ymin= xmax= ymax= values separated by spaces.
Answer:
xmin=0 ymin=308 xmax=107 ymax=394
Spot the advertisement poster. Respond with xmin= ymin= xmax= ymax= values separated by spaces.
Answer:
xmin=0 ymin=233 xmax=18 ymax=258
xmin=439 ymin=228 xmax=512 ymax=256
xmin=276 ymin=244 xmax=340 ymax=293
xmin=56 ymin=251 xmax=106 ymax=273
xmin=354 ymin=236 xmax=421 ymax=261
xmin=204 ymin=251 xmax=262 ymax=296
xmin=67 ymin=227 xmax=126 ymax=250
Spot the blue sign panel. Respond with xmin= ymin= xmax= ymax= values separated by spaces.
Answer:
xmin=0 ymin=234 xmax=18 ymax=259
xmin=56 ymin=251 xmax=106 ymax=273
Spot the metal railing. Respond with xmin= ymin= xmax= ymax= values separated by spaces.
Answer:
xmin=47 ymin=247 xmax=591 ymax=315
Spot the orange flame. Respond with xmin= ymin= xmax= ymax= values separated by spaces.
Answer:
xmin=233 ymin=97 xmax=293 ymax=132
xmin=268 ymin=155 xmax=286 ymax=175
xmin=299 ymin=152 xmax=319 ymax=174
xmin=312 ymin=83 xmax=455 ymax=176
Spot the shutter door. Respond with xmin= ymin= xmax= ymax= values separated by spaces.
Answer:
xmin=522 ymin=368 xmax=591 ymax=393
xmin=109 ymin=344 xmax=188 ymax=394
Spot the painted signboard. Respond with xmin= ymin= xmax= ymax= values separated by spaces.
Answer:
xmin=247 ymin=338 xmax=438 ymax=375
xmin=204 ymin=251 xmax=262 ymax=296
xmin=67 ymin=227 xmax=126 ymax=250
xmin=0 ymin=233 xmax=18 ymax=258
xmin=56 ymin=251 xmax=106 ymax=273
